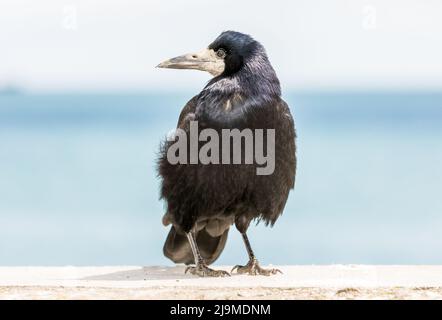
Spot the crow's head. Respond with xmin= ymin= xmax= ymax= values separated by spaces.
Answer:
xmin=157 ymin=31 xmax=267 ymax=77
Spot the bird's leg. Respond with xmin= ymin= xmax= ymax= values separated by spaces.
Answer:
xmin=232 ymin=233 xmax=282 ymax=276
xmin=184 ymin=231 xmax=230 ymax=277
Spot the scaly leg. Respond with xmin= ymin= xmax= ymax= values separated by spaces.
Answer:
xmin=231 ymin=233 xmax=282 ymax=276
xmin=184 ymin=231 xmax=230 ymax=277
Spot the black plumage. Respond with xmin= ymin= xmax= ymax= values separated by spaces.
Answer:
xmin=157 ymin=31 xmax=296 ymax=276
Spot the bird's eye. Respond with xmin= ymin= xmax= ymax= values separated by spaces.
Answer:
xmin=216 ymin=48 xmax=226 ymax=58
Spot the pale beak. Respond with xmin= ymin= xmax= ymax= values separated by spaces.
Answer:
xmin=157 ymin=48 xmax=225 ymax=76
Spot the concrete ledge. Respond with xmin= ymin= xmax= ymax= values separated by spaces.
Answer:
xmin=1 ymin=265 xmax=442 ymax=299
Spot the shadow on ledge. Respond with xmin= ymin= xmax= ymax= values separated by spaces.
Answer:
xmin=80 ymin=266 xmax=195 ymax=281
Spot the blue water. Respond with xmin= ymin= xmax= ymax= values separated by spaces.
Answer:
xmin=1 ymin=92 xmax=442 ymax=265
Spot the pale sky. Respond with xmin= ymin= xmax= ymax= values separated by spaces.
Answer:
xmin=1 ymin=0 xmax=442 ymax=92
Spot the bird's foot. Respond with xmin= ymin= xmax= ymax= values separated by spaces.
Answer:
xmin=185 ymin=263 xmax=230 ymax=277
xmin=231 ymin=258 xmax=282 ymax=276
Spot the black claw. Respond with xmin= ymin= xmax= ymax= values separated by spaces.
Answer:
xmin=184 ymin=264 xmax=230 ymax=277
xmin=231 ymin=265 xmax=240 ymax=273
xmin=274 ymin=268 xmax=283 ymax=274
xmin=231 ymin=260 xmax=282 ymax=276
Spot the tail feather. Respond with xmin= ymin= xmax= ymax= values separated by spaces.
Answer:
xmin=163 ymin=226 xmax=229 ymax=265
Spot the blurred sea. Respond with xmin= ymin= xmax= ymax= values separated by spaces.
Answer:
xmin=1 ymin=92 xmax=442 ymax=265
